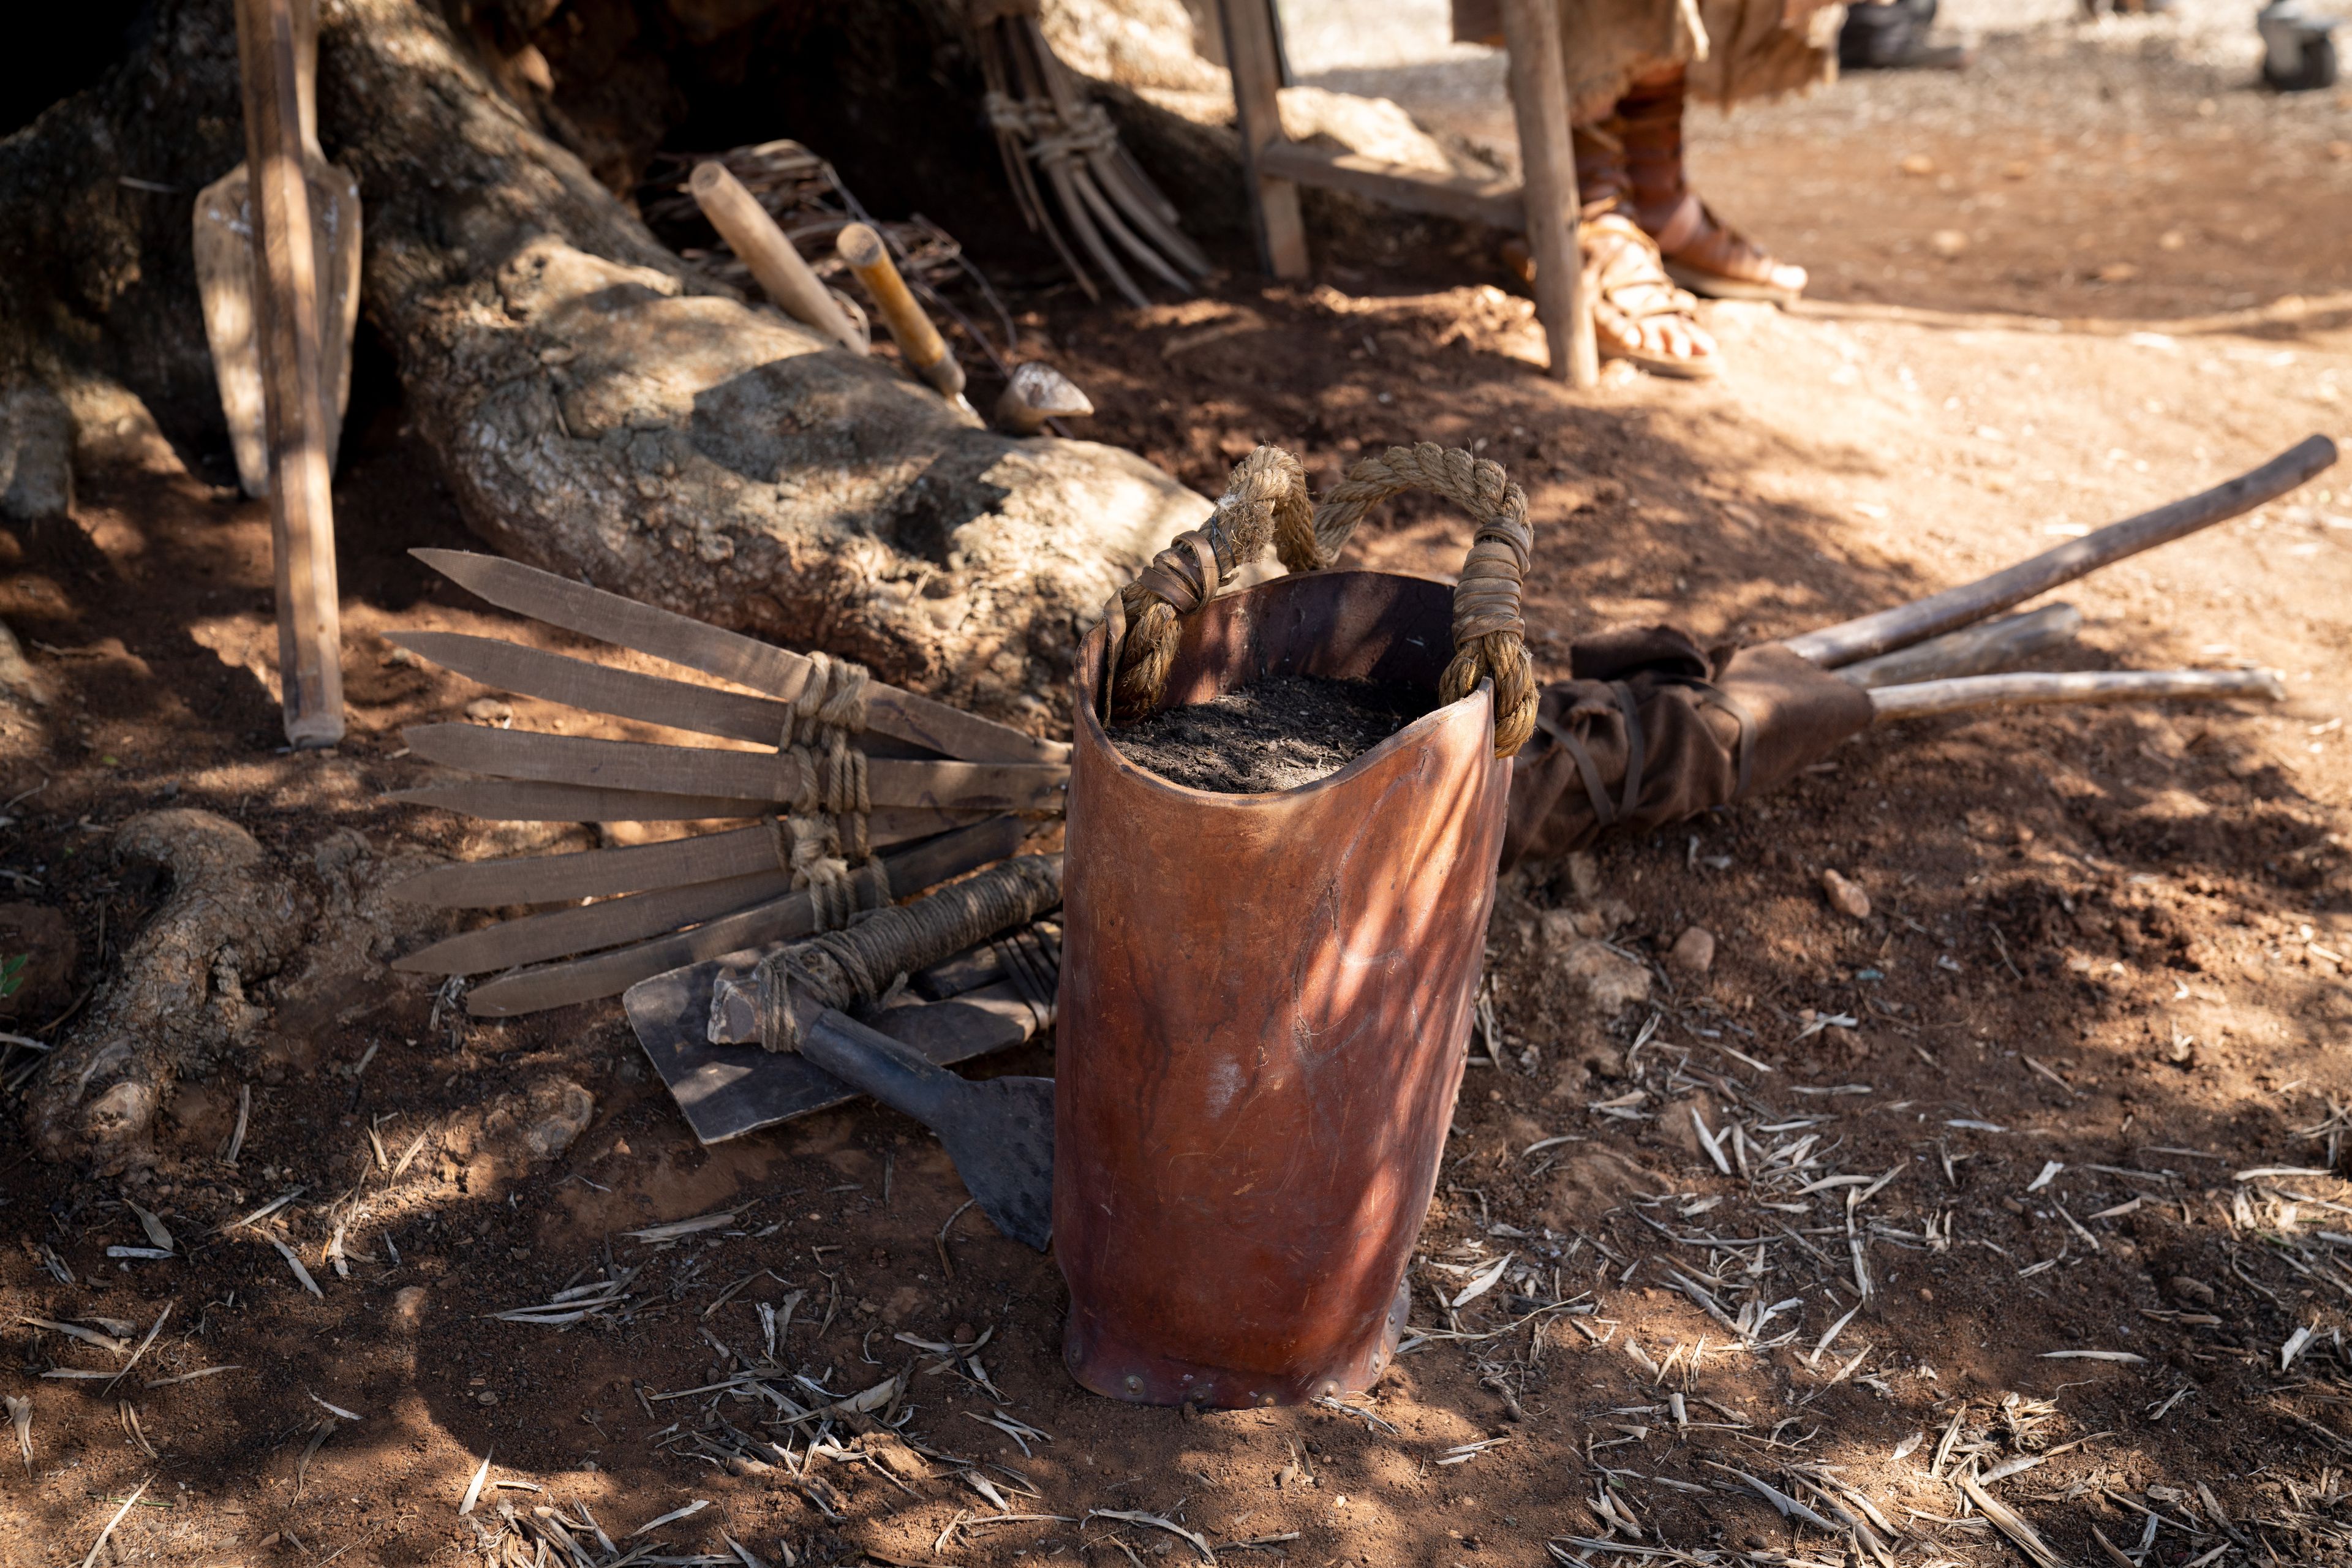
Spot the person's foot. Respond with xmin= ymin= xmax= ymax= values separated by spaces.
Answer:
xmin=1504 ymin=213 xmax=1724 ymax=380
xmin=1603 ymin=71 xmax=1809 ymax=306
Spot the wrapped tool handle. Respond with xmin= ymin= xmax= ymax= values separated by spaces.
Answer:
xmin=1101 ymin=442 xmax=1536 ymax=758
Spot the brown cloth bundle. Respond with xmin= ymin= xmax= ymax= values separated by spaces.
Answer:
xmin=1502 ymin=626 xmax=1875 ymax=867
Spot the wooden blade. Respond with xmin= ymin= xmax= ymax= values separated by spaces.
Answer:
xmin=392 ymin=815 xmax=987 ymax=909
xmin=402 ymin=724 xmax=1068 ymax=813
xmin=395 ymin=867 xmax=795 ymax=976
xmin=413 ymin=549 xmax=1069 ymax=765
xmin=462 ymin=816 xmax=1024 ymax=1015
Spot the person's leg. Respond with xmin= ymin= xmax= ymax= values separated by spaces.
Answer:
xmin=1610 ymin=66 xmax=1809 ymax=304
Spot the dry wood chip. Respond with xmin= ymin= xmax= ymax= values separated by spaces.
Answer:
xmin=629 ymin=1499 xmax=710 ymax=1536
xmin=310 ymin=1392 xmax=363 ymax=1421
xmin=6 ymin=1395 xmax=29 ymax=1472
xmin=2237 ymin=1166 xmax=2335 ymax=1181
xmin=1451 ymin=1252 xmax=1515 ymax=1308
xmin=220 ymin=1084 xmax=251 ymax=1164
xmin=18 ymin=1317 xmax=130 ymax=1355
xmin=1088 ymin=1509 xmax=1215 ymax=1563
xmin=267 ymin=1234 xmax=325 ymax=1298
xmin=1957 ymin=1475 xmax=2065 ymax=1568
xmin=2090 ymin=1196 xmax=2144 ymax=1221
xmin=2038 ymin=1349 xmax=2146 ymax=1363
xmin=102 ymin=1303 xmax=173 ymax=1395
xmin=458 ymin=1448 xmax=494 ymax=1515
xmin=626 ymin=1213 xmax=734 ymax=1243
xmin=219 ymin=1188 xmax=304 ymax=1233
xmin=1701 ymin=1464 xmax=1837 ymax=1532
xmin=2027 ymin=1161 xmax=2064 ymax=1193
xmin=124 ymin=1200 xmax=176 ymax=1254
xmin=144 ymin=1365 xmax=242 ymax=1388
xmin=78 ymin=1478 xmax=148 ymax=1568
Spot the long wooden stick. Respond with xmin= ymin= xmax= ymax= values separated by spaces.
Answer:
xmin=391 ymin=813 xmax=984 ymax=910
xmin=1787 ymin=435 xmax=2337 ymax=668
xmin=1869 ymin=668 xmax=2283 ymax=721
xmin=1837 ymin=603 xmax=2082 ymax=690
xmin=690 ymin=162 xmax=865 ymax=353
xmin=461 ymin=818 xmax=1024 ymax=1015
xmin=391 ymin=781 xmax=987 ymax=832
xmin=401 ymin=724 xmax=1067 ymax=813
xmin=412 ymin=550 xmax=1069 ymax=765
xmin=836 ymin=223 xmax=965 ymax=404
xmin=1499 ymin=0 xmax=1599 ymax=388
xmin=236 ymin=0 xmax=344 ymax=747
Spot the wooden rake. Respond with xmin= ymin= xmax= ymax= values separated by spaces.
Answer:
xmin=386 ymin=549 xmax=1066 ymax=1016
xmin=1795 ymin=434 xmax=2337 ymax=716
xmin=971 ymin=0 xmax=1212 ymax=310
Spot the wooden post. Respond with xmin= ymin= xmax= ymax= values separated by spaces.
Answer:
xmin=1215 ymin=0 xmax=1308 ymax=279
xmin=1499 ymin=0 xmax=1598 ymax=387
xmin=235 ymin=0 xmax=344 ymax=746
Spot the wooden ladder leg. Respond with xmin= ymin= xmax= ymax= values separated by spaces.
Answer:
xmin=1499 ymin=0 xmax=1599 ymax=387
xmin=1215 ymin=0 xmax=1309 ymax=279
xmin=236 ymin=0 xmax=345 ymax=745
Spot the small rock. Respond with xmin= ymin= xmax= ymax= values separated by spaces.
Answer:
xmin=1668 ymin=925 xmax=1716 ymax=976
xmin=1565 ymin=851 xmax=1601 ymax=900
xmin=2171 ymin=1275 xmax=2217 ymax=1306
xmin=1929 ymin=228 xmax=1969 ymax=259
xmin=2002 ymin=159 xmax=2034 ymax=179
xmin=1554 ymin=940 xmax=1652 ymax=1014
xmin=464 ymin=696 xmax=514 ymax=723
xmin=2158 ymin=228 xmax=2188 ymax=251
xmin=1821 ymin=869 xmax=1871 ymax=919
xmin=2094 ymin=262 xmax=2139 ymax=284
xmin=391 ymin=1285 xmax=427 ymax=1327
xmin=0 ymin=618 xmax=52 ymax=707
xmin=519 ymin=1077 xmax=596 ymax=1161
xmin=1898 ymin=153 xmax=1936 ymax=176
xmin=477 ymin=1390 xmax=499 ymax=1406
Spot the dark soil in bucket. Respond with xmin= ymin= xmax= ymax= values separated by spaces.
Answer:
xmin=1109 ymin=673 xmax=1433 ymax=793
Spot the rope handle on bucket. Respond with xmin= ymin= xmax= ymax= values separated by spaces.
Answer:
xmin=1100 ymin=442 xmax=1537 ymax=759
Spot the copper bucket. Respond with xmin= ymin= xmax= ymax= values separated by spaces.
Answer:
xmin=1054 ymin=445 xmax=1536 ymax=1408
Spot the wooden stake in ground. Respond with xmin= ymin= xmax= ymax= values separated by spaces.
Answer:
xmin=235 ymin=0 xmax=344 ymax=747
xmin=1499 ymin=0 xmax=1598 ymax=388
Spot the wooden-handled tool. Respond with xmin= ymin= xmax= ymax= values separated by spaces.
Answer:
xmin=993 ymin=361 xmax=1093 ymax=437
xmin=196 ymin=0 xmax=361 ymax=501
xmin=689 ymin=162 xmax=867 ymax=354
xmin=835 ymin=222 xmax=967 ymax=407
xmin=230 ymin=0 xmax=345 ymax=747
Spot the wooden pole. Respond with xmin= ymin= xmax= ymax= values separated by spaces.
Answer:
xmin=1499 ymin=0 xmax=1598 ymax=387
xmin=1215 ymin=0 xmax=1309 ymax=279
xmin=836 ymin=223 xmax=966 ymax=404
xmin=235 ymin=0 xmax=343 ymax=747
xmin=1869 ymin=667 xmax=2283 ymax=722
xmin=1784 ymin=434 xmax=2338 ymax=667
xmin=690 ymin=162 xmax=866 ymax=353
xmin=1836 ymin=602 xmax=2082 ymax=689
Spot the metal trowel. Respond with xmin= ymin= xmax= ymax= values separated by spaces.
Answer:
xmin=194 ymin=0 xmax=361 ymax=497
xmin=798 ymin=1003 xmax=1054 ymax=1253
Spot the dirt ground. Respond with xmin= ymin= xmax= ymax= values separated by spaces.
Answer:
xmin=6 ymin=3 xmax=2352 ymax=1565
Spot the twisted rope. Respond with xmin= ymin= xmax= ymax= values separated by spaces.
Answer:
xmin=982 ymin=92 xmax=1120 ymax=169
xmin=1102 ymin=442 xmax=1536 ymax=758
xmin=769 ymin=650 xmax=886 ymax=930
xmin=1311 ymin=443 xmax=1537 ymax=758
xmin=752 ymin=855 xmax=1064 ymax=1052
xmin=1104 ymin=447 xmax=1312 ymax=725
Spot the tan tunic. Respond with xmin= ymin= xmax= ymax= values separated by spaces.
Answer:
xmin=1452 ymin=0 xmax=1842 ymax=122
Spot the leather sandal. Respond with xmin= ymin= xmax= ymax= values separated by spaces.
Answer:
xmin=1502 ymin=209 xmax=1722 ymax=381
xmin=1610 ymin=72 xmax=1809 ymax=306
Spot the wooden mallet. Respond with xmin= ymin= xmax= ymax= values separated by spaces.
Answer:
xmin=689 ymin=162 xmax=867 ymax=354
xmin=836 ymin=222 xmax=969 ymax=409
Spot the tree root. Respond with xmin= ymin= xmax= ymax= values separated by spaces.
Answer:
xmin=26 ymin=810 xmax=315 ymax=1170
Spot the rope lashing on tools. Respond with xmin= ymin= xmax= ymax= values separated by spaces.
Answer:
xmin=752 ymin=854 xmax=1065 ymax=1052
xmin=767 ymin=649 xmax=888 ymax=931
xmin=1102 ymin=442 xmax=1537 ymax=758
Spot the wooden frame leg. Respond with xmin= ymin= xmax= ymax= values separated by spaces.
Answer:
xmin=1499 ymin=0 xmax=1599 ymax=387
xmin=236 ymin=0 xmax=345 ymax=745
xmin=1215 ymin=0 xmax=1309 ymax=279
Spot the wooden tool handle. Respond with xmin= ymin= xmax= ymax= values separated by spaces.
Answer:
xmin=236 ymin=0 xmax=344 ymax=747
xmin=688 ymin=163 xmax=865 ymax=354
xmin=837 ymin=222 xmax=966 ymax=401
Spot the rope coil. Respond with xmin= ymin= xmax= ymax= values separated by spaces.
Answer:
xmin=1102 ymin=442 xmax=1537 ymax=758
xmin=769 ymin=650 xmax=887 ymax=930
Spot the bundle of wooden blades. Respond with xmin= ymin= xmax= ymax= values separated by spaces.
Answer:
xmin=972 ymin=0 xmax=1211 ymax=309
xmin=387 ymin=549 xmax=1068 ymax=1018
